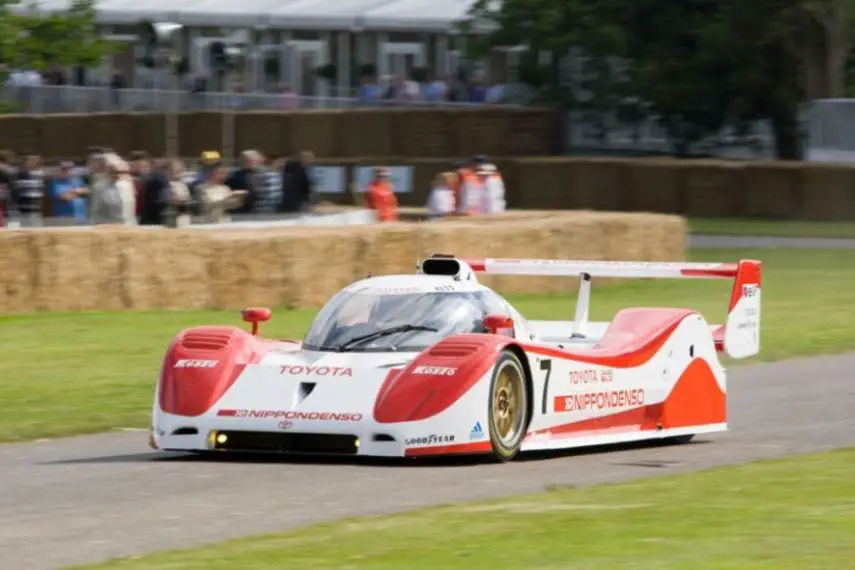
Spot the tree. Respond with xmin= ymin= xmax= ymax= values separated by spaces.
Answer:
xmin=801 ymin=0 xmax=855 ymax=97
xmin=464 ymin=0 xmax=807 ymax=159
xmin=0 ymin=0 xmax=116 ymax=77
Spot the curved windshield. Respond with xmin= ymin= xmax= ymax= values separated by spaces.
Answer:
xmin=304 ymin=288 xmax=509 ymax=352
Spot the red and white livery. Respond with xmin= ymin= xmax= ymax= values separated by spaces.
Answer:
xmin=150 ymin=253 xmax=762 ymax=461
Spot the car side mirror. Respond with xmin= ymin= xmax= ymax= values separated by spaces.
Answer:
xmin=483 ymin=314 xmax=515 ymax=337
xmin=242 ymin=307 xmax=272 ymax=336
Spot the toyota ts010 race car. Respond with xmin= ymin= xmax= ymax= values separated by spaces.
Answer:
xmin=150 ymin=254 xmax=761 ymax=461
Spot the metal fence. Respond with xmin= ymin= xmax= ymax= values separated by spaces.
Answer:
xmin=0 ymin=84 xmax=521 ymax=114
xmin=562 ymin=110 xmax=782 ymax=159
xmin=803 ymin=99 xmax=855 ymax=162
xmin=562 ymin=101 xmax=855 ymax=162
xmin=5 ymin=84 xmax=855 ymax=162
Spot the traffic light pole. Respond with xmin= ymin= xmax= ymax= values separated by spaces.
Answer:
xmin=222 ymin=99 xmax=235 ymax=162
xmin=139 ymin=21 xmax=184 ymax=158
xmin=165 ymin=70 xmax=180 ymax=158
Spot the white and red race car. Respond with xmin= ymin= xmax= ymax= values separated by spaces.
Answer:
xmin=151 ymin=254 xmax=761 ymax=461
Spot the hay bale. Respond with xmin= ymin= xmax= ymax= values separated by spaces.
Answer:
xmin=0 ymin=211 xmax=686 ymax=314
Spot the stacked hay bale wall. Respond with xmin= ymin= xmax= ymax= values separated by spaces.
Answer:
xmin=0 ymin=212 xmax=686 ymax=314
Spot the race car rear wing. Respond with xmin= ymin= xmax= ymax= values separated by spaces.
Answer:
xmin=421 ymin=255 xmax=761 ymax=359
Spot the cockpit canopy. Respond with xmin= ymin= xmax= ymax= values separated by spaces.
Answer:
xmin=303 ymin=278 xmax=509 ymax=352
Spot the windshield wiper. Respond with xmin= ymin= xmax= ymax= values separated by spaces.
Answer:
xmin=337 ymin=325 xmax=439 ymax=352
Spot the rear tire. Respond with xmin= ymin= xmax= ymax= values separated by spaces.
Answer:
xmin=487 ymin=350 xmax=529 ymax=462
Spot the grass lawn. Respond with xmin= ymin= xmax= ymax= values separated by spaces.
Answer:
xmin=74 ymin=448 xmax=855 ymax=570
xmin=2 ymin=247 xmax=853 ymax=443
xmin=689 ymin=218 xmax=855 ymax=238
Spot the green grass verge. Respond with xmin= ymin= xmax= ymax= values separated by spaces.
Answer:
xmin=2 ymin=247 xmax=853 ymax=443
xmin=689 ymin=218 xmax=855 ymax=238
xmin=74 ymin=448 xmax=855 ymax=570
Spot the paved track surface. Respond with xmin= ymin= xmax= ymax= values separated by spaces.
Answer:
xmin=3 ymin=353 xmax=854 ymax=570
xmin=4 ymin=234 xmax=853 ymax=569
xmin=691 ymin=234 xmax=855 ymax=249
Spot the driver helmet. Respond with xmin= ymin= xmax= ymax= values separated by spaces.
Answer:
xmin=421 ymin=294 xmax=480 ymax=332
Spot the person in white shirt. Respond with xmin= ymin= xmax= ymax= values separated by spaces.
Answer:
xmin=404 ymin=78 xmax=421 ymax=100
xmin=485 ymin=83 xmax=505 ymax=104
xmin=483 ymin=163 xmax=506 ymax=213
xmin=161 ymin=159 xmax=193 ymax=228
xmin=90 ymin=154 xmax=137 ymax=225
xmin=426 ymin=172 xmax=457 ymax=220
xmin=198 ymin=163 xmax=247 ymax=223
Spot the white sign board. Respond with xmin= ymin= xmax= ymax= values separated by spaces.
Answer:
xmin=313 ymin=166 xmax=346 ymax=194
xmin=354 ymin=166 xmax=413 ymax=194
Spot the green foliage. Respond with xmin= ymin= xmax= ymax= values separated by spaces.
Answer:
xmin=0 ymin=100 xmax=25 ymax=114
xmin=464 ymin=0 xmax=807 ymax=158
xmin=409 ymin=66 xmax=429 ymax=82
xmin=0 ymin=0 xmax=118 ymax=72
xmin=358 ymin=62 xmax=377 ymax=78
xmin=314 ymin=63 xmax=336 ymax=81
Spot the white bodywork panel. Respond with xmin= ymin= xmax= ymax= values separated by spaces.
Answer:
xmin=152 ymin=255 xmax=760 ymax=458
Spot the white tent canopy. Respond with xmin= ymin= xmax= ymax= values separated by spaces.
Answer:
xmin=25 ymin=0 xmax=478 ymax=31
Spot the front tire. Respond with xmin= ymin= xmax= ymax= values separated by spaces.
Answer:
xmin=487 ymin=350 xmax=529 ymax=462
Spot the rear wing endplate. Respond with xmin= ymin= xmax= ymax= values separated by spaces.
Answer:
xmin=422 ymin=255 xmax=762 ymax=359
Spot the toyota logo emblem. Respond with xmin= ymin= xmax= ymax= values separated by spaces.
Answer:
xmin=278 ymin=420 xmax=293 ymax=429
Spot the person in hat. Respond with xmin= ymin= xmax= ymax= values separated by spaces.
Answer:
xmin=189 ymin=150 xmax=222 ymax=214
xmin=459 ymin=162 xmax=504 ymax=216
xmin=49 ymin=160 xmax=89 ymax=223
xmin=198 ymin=150 xmax=221 ymax=181
xmin=363 ymin=166 xmax=398 ymax=222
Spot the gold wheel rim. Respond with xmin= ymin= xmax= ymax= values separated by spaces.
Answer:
xmin=492 ymin=362 xmax=523 ymax=447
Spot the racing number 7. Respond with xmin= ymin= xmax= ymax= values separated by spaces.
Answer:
xmin=539 ymin=359 xmax=552 ymax=415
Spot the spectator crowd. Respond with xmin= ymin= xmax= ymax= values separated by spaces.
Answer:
xmin=0 ymin=148 xmax=506 ymax=228
xmin=356 ymin=71 xmax=509 ymax=106
xmin=0 ymin=148 xmax=318 ymax=228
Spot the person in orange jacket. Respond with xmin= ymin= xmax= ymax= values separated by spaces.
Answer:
xmin=364 ymin=166 xmax=398 ymax=222
xmin=451 ymin=159 xmax=474 ymax=213
xmin=460 ymin=163 xmax=493 ymax=215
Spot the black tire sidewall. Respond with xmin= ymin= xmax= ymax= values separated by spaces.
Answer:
xmin=487 ymin=351 xmax=528 ymax=461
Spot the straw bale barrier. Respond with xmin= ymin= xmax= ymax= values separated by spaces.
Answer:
xmin=0 ymin=108 xmax=558 ymax=160
xmin=0 ymin=211 xmax=685 ymax=314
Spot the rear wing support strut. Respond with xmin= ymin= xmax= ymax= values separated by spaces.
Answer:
xmin=571 ymin=273 xmax=592 ymax=338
